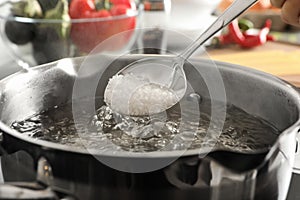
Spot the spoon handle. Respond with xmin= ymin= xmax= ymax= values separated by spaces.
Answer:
xmin=179 ymin=0 xmax=258 ymax=60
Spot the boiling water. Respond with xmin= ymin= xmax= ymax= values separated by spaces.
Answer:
xmin=11 ymin=97 xmax=279 ymax=153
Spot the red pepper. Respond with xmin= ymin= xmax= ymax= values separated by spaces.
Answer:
xmin=69 ymin=0 xmax=136 ymax=53
xmin=266 ymin=34 xmax=275 ymax=41
xmin=228 ymin=19 xmax=272 ymax=48
xmin=213 ymin=19 xmax=274 ymax=48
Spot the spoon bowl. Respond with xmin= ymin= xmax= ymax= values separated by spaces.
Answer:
xmin=104 ymin=56 xmax=184 ymax=116
xmin=118 ymin=56 xmax=187 ymax=98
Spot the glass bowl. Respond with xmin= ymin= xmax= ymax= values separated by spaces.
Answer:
xmin=0 ymin=0 xmax=142 ymax=67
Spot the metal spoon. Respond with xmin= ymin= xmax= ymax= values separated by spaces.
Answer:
xmin=105 ymin=0 xmax=258 ymax=116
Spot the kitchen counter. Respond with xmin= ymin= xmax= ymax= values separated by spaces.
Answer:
xmin=207 ymin=41 xmax=300 ymax=87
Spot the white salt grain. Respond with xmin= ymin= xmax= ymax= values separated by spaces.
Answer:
xmin=104 ymin=74 xmax=178 ymax=116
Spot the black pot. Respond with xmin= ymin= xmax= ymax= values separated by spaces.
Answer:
xmin=0 ymin=55 xmax=299 ymax=200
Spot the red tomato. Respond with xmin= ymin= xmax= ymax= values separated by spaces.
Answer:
xmin=110 ymin=4 xmax=128 ymax=16
xmin=110 ymin=0 xmax=136 ymax=9
xmin=69 ymin=0 xmax=95 ymax=19
xmin=69 ymin=0 xmax=136 ymax=53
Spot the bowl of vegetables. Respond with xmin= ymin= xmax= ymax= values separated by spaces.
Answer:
xmin=0 ymin=0 xmax=141 ymax=67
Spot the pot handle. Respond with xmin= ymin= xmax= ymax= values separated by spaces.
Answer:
xmin=0 ymin=131 xmax=6 ymax=156
xmin=293 ymin=128 xmax=300 ymax=174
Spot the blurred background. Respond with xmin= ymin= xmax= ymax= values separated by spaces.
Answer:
xmin=1 ymin=0 xmax=299 ymax=74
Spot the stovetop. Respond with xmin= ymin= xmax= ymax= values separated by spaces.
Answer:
xmin=0 ymin=152 xmax=300 ymax=199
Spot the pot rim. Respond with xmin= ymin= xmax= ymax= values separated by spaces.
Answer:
xmin=0 ymin=55 xmax=299 ymax=159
